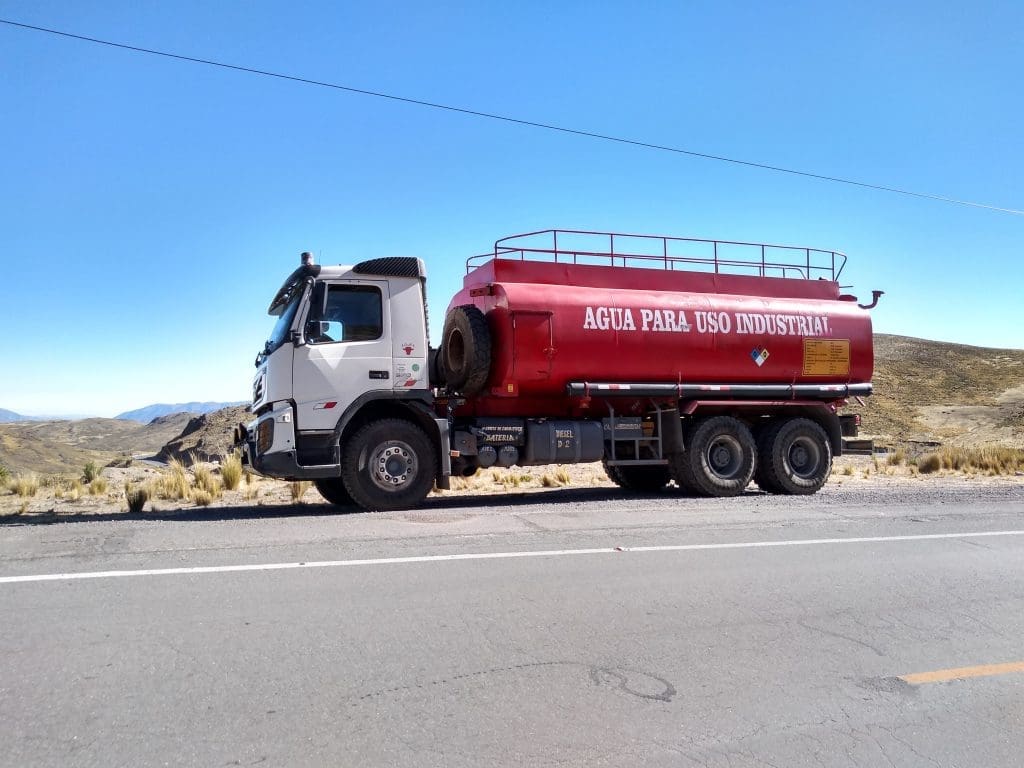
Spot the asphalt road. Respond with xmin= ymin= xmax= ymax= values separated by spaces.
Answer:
xmin=2 ymin=482 xmax=1023 ymax=767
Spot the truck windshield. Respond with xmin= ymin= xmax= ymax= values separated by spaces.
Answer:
xmin=264 ymin=289 xmax=304 ymax=358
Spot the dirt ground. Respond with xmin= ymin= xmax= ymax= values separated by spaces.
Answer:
xmin=2 ymin=454 xmax=1022 ymax=519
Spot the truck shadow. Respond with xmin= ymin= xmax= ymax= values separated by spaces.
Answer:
xmin=0 ymin=486 xmax=730 ymax=527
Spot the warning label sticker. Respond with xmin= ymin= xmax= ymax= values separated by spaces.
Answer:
xmin=802 ymin=339 xmax=850 ymax=376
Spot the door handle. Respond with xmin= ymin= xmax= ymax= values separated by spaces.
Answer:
xmin=369 ymin=370 xmax=390 ymax=380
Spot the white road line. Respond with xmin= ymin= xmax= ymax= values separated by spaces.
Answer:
xmin=2 ymin=529 xmax=1023 ymax=585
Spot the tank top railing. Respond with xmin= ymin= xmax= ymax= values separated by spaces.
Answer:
xmin=466 ymin=229 xmax=847 ymax=282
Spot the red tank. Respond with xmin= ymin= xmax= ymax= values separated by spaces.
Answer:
xmin=442 ymin=231 xmax=874 ymax=418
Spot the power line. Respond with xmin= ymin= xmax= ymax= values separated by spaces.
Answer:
xmin=3 ymin=17 xmax=1022 ymax=217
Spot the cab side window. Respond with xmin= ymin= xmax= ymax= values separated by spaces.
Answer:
xmin=307 ymin=285 xmax=383 ymax=344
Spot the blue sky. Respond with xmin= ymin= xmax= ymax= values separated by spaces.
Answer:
xmin=1 ymin=1 xmax=1021 ymax=417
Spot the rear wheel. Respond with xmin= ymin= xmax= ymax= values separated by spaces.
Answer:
xmin=313 ymin=477 xmax=357 ymax=510
xmin=602 ymin=458 xmax=671 ymax=492
xmin=757 ymin=418 xmax=832 ymax=495
xmin=342 ymin=419 xmax=436 ymax=511
xmin=753 ymin=422 xmax=783 ymax=493
xmin=670 ymin=416 xmax=755 ymax=497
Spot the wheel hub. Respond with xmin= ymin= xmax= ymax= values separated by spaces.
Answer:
xmin=706 ymin=436 xmax=742 ymax=479
xmin=788 ymin=437 xmax=820 ymax=478
xmin=370 ymin=441 xmax=418 ymax=492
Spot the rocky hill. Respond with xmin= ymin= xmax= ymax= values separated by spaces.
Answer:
xmin=848 ymin=334 xmax=1024 ymax=447
xmin=0 ymin=413 xmax=193 ymax=475
xmin=156 ymin=406 xmax=251 ymax=465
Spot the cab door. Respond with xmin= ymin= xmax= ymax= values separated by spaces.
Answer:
xmin=292 ymin=280 xmax=392 ymax=432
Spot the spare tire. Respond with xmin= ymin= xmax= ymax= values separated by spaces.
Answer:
xmin=441 ymin=305 xmax=492 ymax=395
xmin=427 ymin=347 xmax=445 ymax=387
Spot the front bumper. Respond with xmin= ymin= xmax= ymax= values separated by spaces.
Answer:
xmin=234 ymin=402 xmax=339 ymax=480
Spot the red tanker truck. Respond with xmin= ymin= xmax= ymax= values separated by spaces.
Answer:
xmin=237 ymin=229 xmax=879 ymax=511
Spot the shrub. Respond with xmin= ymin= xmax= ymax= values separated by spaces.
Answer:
xmin=917 ymin=453 xmax=942 ymax=474
xmin=124 ymin=482 xmax=150 ymax=513
xmin=0 ymin=464 xmax=8 ymax=483
xmin=83 ymin=461 xmax=99 ymax=483
xmin=290 ymin=481 xmax=311 ymax=502
xmin=89 ymin=477 xmax=108 ymax=495
xmin=10 ymin=473 xmax=40 ymax=497
xmin=220 ymin=452 xmax=243 ymax=491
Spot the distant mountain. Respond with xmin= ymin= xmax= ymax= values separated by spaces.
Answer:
xmin=0 ymin=408 xmax=27 ymax=423
xmin=116 ymin=402 xmax=247 ymax=423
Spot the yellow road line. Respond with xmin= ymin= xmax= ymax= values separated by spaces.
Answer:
xmin=900 ymin=661 xmax=1024 ymax=685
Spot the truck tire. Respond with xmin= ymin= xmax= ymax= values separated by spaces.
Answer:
xmin=753 ymin=422 xmax=783 ymax=493
xmin=313 ymin=477 xmax=357 ymax=510
xmin=428 ymin=347 xmax=445 ymax=387
xmin=602 ymin=458 xmax=671 ymax=492
xmin=757 ymin=418 xmax=831 ymax=495
xmin=670 ymin=416 xmax=755 ymax=497
xmin=341 ymin=419 xmax=437 ymax=511
xmin=441 ymin=305 xmax=491 ymax=395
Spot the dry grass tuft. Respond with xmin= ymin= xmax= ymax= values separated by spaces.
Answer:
xmin=192 ymin=464 xmax=222 ymax=498
xmin=124 ymin=482 xmax=150 ymax=513
xmin=89 ymin=477 xmax=108 ymax=495
xmin=9 ymin=473 xmax=40 ymax=498
xmin=887 ymin=447 xmax=906 ymax=466
xmin=154 ymin=460 xmax=190 ymax=500
xmin=220 ymin=452 xmax=243 ymax=491
xmin=917 ymin=446 xmax=1024 ymax=475
xmin=190 ymin=488 xmax=214 ymax=507
xmin=290 ymin=481 xmax=311 ymax=502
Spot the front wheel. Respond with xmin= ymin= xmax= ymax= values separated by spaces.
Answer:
xmin=341 ymin=419 xmax=437 ymax=511
xmin=313 ymin=477 xmax=357 ymax=510
xmin=670 ymin=416 xmax=755 ymax=497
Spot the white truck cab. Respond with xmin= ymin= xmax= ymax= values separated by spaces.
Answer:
xmin=237 ymin=254 xmax=450 ymax=509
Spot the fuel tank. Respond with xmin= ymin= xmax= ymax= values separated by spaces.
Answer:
xmin=446 ymin=257 xmax=873 ymax=414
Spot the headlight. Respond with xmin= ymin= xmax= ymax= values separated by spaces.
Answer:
xmin=257 ymin=419 xmax=274 ymax=454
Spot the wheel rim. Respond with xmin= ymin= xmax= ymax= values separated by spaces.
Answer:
xmin=705 ymin=435 xmax=743 ymax=479
xmin=787 ymin=436 xmax=822 ymax=479
xmin=369 ymin=440 xmax=419 ymax=492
